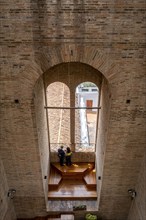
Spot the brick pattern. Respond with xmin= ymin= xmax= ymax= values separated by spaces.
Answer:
xmin=13 ymin=196 xmax=47 ymax=219
xmin=0 ymin=158 xmax=16 ymax=220
xmin=128 ymin=154 xmax=146 ymax=220
xmin=0 ymin=0 xmax=146 ymax=219
xmin=98 ymin=72 xmax=146 ymax=220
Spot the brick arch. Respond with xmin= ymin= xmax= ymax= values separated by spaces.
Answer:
xmin=37 ymin=45 xmax=118 ymax=82
xmin=27 ymin=47 xmax=112 ymax=206
xmin=19 ymin=46 xmax=118 ymax=98
xmin=19 ymin=50 xmax=112 ymax=155
xmin=43 ymin=62 xmax=103 ymax=92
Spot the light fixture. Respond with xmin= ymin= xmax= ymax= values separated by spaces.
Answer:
xmin=7 ymin=189 xmax=16 ymax=199
xmin=128 ymin=189 xmax=136 ymax=200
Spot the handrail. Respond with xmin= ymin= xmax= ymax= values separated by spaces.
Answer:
xmin=45 ymin=106 xmax=101 ymax=110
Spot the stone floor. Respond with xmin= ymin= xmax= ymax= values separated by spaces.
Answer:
xmin=47 ymin=200 xmax=98 ymax=212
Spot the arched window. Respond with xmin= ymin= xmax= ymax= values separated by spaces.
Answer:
xmin=46 ymin=82 xmax=70 ymax=151
xmin=75 ymin=82 xmax=99 ymax=152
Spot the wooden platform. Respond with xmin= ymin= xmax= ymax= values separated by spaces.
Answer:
xmin=48 ymin=163 xmax=97 ymax=200
xmin=49 ymin=165 xmax=62 ymax=190
xmin=84 ymin=168 xmax=96 ymax=190
xmin=51 ymin=162 xmax=94 ymax=179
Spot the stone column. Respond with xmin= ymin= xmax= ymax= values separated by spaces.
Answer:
xmin=70 ymin=88 xmax=75 ymax=152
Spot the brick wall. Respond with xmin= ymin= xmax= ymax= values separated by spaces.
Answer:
xmin=0 ymin=0 xmax=145 ymax=219
xmin=0 ymin=158 xmax=16 ymax=220
xmin=128 ymin=153 xmax=146 ymax=220
xmin=98 ymin=68 xmax=145 ymax=219
xmin=0 ymin=66 xmax=47 ymax=218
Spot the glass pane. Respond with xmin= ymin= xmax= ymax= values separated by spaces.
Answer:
xmin=47 ymin=82 xmax=70 ymax=152
xmin=75 ymin=82 xmax=99 ymax=152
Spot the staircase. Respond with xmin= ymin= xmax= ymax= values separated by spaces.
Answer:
xmin=48 ymin=165 xmax=62 ymax=190
xmin=48 ymin=162 xmax=97 ymax=200
xmin=84 ymin=168 xmax=96 ymax=190
xmin=52 ymin=162 xmax=94 ymax=177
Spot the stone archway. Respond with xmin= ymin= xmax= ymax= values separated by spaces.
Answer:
xmin=18 ymin=46 xmax=114 ymax=213
xmin=19 ymin=45 xmax=118 ymax=97
xmin=33 ymin=63 xmax=111 ymax=212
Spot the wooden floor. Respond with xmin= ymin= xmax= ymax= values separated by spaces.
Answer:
xmin=52 ymin=162 xmax=94 ymax=172
xmin=49 ymin=165 xmax=62 ymax=190
xmin=84 ymin=168 xmax=96 ymax=190
xmin=48 ymin=163 xmax=97 ymax=200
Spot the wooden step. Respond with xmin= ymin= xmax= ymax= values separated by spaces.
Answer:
xmin=48 ymin=165 xmax=62 ymax=190
xmin=84 ymin=169 xmax=96 ymax=190
xmin=51 ymin=163 xmax=94 ymax=179
xmin=46 ymin=214 xmax=61 ymax=219
xmin=48 ymin=192 xmax=97 ymax=200
xmin=48 ymin=163 xmax=97 ymax=200
xmin=48 ymin=179 xmax=97 ymax=200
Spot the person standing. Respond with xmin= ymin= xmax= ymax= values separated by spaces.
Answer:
xmin=65 ymin=147 xmax=72 ymax=166
xmin=58 ymin=146 xmax=65 ymax=166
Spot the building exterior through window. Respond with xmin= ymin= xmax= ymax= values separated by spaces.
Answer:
xmin=47 ymin=82 xmax=99 ymax=152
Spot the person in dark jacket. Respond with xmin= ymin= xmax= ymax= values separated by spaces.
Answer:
xmin=65 ymin=147 xmax=72 ymax=166
xmin=58 ymin=146 xmax=65 ymax=166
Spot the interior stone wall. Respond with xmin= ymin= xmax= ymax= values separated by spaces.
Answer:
xmin=34 ymin=78 xmax=50 ymax=204
xmin=0 ymin=62 xmax=47 ymax=218
xmin=127 ymin=153 xmax=146 ymax=220
xmin=95 ymin=78 xmax=111 ymax=209
xmin=0 ymin=158 xmax=16 ymax=220
xmin=98 ymin=68 xmax=146 ymax=220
